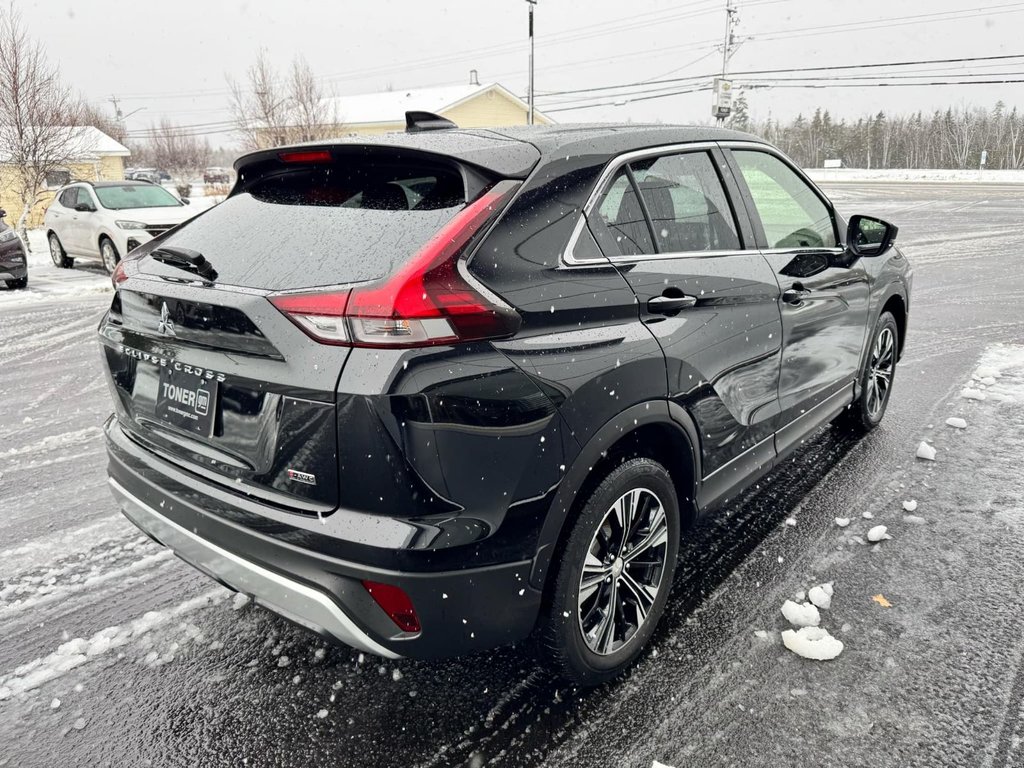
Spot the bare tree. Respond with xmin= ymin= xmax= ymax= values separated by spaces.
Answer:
xmin=0 ymin=5 xmax=85 ymax=241
xmin=226 ymin=51 xmax=339 ymax=150
xmin=143 ymin=117 xmax=211 ymax=182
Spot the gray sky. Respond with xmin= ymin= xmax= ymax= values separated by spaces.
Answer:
xmin=19 ymin=0 xmax=1024 ymax=147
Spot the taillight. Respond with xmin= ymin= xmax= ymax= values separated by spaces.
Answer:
xmin=111 ymin=257 xmax=137 ymax=288
xmin=362 ymin=580 xmax=421 ymax=633
xmin=269 ymin=180 xmax=521 ymax=348
xmin=278 ymin=149 xmax=332 ymax=164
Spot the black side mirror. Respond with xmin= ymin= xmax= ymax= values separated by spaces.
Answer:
xmin=848 ymin=215 xmax=898 ymax=257
xmin=74 ymin=203 xmax=95 ymax=213
xmin=0 ymin=209 xmax=6 ymax=218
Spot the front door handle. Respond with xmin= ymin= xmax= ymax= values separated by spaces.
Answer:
xmin=782 ymin=284 xmax=811 ymax=304
xmin=647 ymin=294 xmax=698 ymax=315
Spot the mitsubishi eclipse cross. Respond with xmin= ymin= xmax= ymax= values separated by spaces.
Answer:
xmin=99 ymin=119 xmax=911 ymax=685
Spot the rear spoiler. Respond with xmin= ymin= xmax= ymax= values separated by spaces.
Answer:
xmin=405 ymin=111 xmax=458 ymax=133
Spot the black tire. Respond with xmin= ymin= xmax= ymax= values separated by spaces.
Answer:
xmin=836 ymin=311 xmax=899 ymax=434
xmin=540 ymin=457 xmax=680 ymax=686
xmin=48 ymin=232 xmax=73 ymax=268
xmin=5 ymin=276 xmax=27 ymax=289
xmin=99 ymin=236 xmax=120 ymax=275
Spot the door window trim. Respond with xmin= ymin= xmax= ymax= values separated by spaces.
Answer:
xmin=719 ymin=141 xmax=843 ymax=253
xmin=562 ymin=141 xmax=754 ymax=266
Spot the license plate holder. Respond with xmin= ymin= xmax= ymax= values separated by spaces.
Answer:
xmin=154 ymin=366 xmax=218 ymax=437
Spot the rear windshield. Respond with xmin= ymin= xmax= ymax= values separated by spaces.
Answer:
xmin=96 ymin=185 xmax=183 ymax=210
xmin=151 ymin=161 xmax=467 ymax=291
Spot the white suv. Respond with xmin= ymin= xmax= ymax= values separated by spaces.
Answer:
xmin=44 ymin=180 xmax=198 ymax=274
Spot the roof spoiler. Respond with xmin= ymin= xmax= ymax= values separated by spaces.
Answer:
xmin=405 ymin=111 xmax=458 ymax=133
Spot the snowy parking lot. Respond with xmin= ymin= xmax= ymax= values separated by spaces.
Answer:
xmin=2 ymin=181 xmax=1024 ymax=767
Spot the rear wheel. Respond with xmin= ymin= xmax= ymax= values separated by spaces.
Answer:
xmin=48 ymin=232 xmax=73 ymax=268
xmin=5 ymin=276 xmax=27 ymax=289
xmin=836 ymin=311 xmax=899 ymax=433
xmin=100 ymin=236 xmax=120 ymax=274
xmin=541 ymin=457 xmax=680 ymax=686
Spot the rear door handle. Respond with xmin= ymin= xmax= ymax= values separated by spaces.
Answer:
xmin=647 ymin=294 xmax=698 ymax=314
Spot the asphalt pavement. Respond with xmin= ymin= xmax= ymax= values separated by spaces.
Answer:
xmin=1 ymin=182 xmax=1023 ymax=768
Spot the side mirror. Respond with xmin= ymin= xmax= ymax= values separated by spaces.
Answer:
xmin=0 ymin=209 xmax=6 ymax=218
xmin=74 ymin=202 xmax=95 ymax=213
xmin=847 ymin=215 xmax=898 ymax=257
xmin=181 ymin=198 xmax=190 ymax=205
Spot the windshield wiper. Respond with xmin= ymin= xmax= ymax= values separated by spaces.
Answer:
xmin=149 ymin=246 xmax=218 ymax=283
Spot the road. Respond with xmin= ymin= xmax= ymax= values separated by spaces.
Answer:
xmin=1 ymin=182 xmax=1023 ymax=768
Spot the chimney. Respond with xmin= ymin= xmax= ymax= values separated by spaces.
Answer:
xmin=469 ymin=69 xmax=479 ymax=86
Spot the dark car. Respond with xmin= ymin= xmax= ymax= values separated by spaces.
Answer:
xmin=203 ymin=167 xmax=231 ymax=184
xmin=0 ymin=209 xmax=28 ymax=289
xmin=98 ymin=122 xmax=911 ymax=685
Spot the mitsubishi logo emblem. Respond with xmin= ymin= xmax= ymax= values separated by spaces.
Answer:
xmin=157 ymin=302 xmax=176 ymax=337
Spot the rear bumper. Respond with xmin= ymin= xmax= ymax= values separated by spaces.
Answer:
xmin=110 ymin=477 xmax=399 ymax=658
xmin=105 ymin=416 xmax=542 ymax=659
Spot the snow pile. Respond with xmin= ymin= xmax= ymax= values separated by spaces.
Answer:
xmin=862 ymin=511 xmax=874 ymax=519
xmin=808 ymin=583 xmax=834 ymax=610
xmin=781 ymin=627 xmax=844 ymax=661
xmin=961 ymin=388 xmax=986 ymax=401
xmin=945 ymin=417 xmax=967 ymax=429
xmin=866 ymin=525 xmax=892 ymax=543
xmin=916 ymin=441 xmax=937 ymax=461
xmin=834 ymin=517 xmax=851 ymax=528
xmin=781 ymin=600 xmax=820 ymax=628
xmin=902 ymin=499 xmax=918 ymax=512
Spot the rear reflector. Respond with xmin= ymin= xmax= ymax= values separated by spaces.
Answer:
xmin=362 ymin=580 xmax=421 ymax=633
xmin=278 ymin=149 xmax=332 ymax=164
xmin=269 ymin=180 xmax=521 ymax=348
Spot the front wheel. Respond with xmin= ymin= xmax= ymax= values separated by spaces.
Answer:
xmin=541 ymin=457 xmax=680 ymax=686
xmin=99 ymin=237 xmax=120 ymax=275
xmin=836 ymin=311 xmax=899 ymax=433
xmin=48 ymin=232 xmax=73 ymax=268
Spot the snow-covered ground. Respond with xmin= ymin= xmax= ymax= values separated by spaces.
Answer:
xmin=807 ymin=167 xmax=1024 ymax=184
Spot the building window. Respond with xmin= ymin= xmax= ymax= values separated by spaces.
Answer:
xmin=44 ymin=170 xmax=71 ymax=189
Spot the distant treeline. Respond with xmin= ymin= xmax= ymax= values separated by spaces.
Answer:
xmin=728 ymin=97 xmax=1024 ymax=169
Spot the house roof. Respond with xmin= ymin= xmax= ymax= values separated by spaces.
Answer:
xmin=325 ymin=82 xmax=550 ymax=126
xmin=0 ymin=125 xmax=129 ymax=163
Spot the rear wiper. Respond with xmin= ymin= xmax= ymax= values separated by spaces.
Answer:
xmin=150 ymin=246 xmax=218 ymax=283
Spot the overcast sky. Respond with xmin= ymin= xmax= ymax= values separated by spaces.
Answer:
xmin=17 ymin=0 xmax=1024 ymax=148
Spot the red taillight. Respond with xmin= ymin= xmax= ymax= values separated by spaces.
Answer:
xmin=111 ymin=258 xmax=136 ymax=288
xmin=278 ymin=149 xmax=332 ymax=164
xmin=362 ymin=580 xmax=421 ymax=633
xmin=269 ymin=180 xmax=521 ymax=348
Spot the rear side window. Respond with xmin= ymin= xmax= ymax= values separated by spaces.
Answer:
xmin=732 ymin=150 xmax=836 ymax=249
xmin=154 ymin=160 xmax=468 ymax=291
xmin=589 ymin=169 xmax=654 ymax=257
xmin=630 ymin=152 xmax=740 ymax=253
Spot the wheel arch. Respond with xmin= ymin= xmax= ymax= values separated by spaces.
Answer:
xmin=528 ymin=400 xmax=700 ymax=590
xmin=880 ymin=291 xmax=908 ymax=360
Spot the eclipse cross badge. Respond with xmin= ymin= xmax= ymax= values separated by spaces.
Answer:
xmin=157 ymin=302 xmax=176 ymax=337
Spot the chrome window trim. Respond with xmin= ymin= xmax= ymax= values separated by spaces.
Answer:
xmin=561 ymin=141 xmax=746 ymax=267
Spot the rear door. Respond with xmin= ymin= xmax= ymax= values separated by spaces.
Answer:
xmin=98 ymin=151 xmax=485 ymax=515
xmin=50 ymin=188 xmax=80 ymax=252
xmin=586 ymin=145 xmax=783 ymax=508
xmin=724 ymin=146 xmax=870 ymax=453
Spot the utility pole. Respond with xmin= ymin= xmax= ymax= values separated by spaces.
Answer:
xmin=713 ymin=0 xmax=738 ymax=126
xmin=526 ymin=0 xmax=537 ymax=125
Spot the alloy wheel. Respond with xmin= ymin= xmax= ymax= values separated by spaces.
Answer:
xmin=101 ymin=240 xmax=118 ymax=273
xmin=577 ymin=487 xmax=669 ymax=656
xmin=49 ymin=235 xmax=62 ymax=266
xmin=865 ymin=326 xmax=895 ymax=419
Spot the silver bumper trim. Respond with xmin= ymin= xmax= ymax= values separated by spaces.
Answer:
xmin=108 ymin=477 xmax=399 ymax=659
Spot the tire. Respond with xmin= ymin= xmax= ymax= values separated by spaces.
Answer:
xmin=100 ymin=236 xmax=120 ymax=275
xmin=540 ymin=457 xmax=680 ymax=686
xmin=48 ymin=232 xmax=73 ymax=268
xmin=836 ymin=311 xmax=899 ymax=434
xmin=5 ymin=276 xmax=27 ymax=289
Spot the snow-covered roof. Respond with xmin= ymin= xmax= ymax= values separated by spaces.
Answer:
xmin=0 ymin=125 xmax=129 ymax=163
xmin=324 ymin=82 xmax=545 ymax=126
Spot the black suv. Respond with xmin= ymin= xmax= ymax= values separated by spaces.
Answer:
xmin=0 ymin=209 xmax=28 ymax=289
xmin=99 ymin=124 xmax=911 ymax=685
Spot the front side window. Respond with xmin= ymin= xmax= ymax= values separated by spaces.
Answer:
xmin=733 ymin=150 xmax=836 ymax=249
xmin=94 ymin=184 xmax=183 ymax=210
xmin=630 ymin=151 xmax=740 ymax=253
xmin=589 ymin=168 xmax=654 ymax=257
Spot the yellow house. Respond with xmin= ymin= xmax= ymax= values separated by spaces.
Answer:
xmin=260 ymin=82 xmax=553 ymax=145
xmin=0 ymin=126 xmax=129 ymax=227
